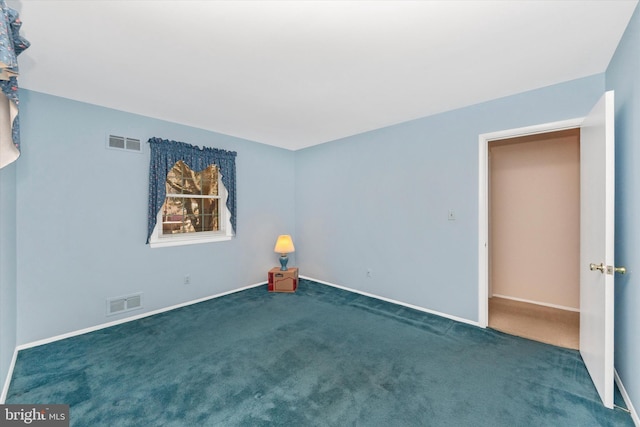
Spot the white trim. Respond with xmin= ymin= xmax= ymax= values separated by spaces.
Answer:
xmin=15 ymin=281 xmax=265 ymax=352
xmin=615 ymin=369 xmax=640 ymax=426
xmin=0 ymin=348 xmax=18 ymax=404
xmin=491 ymin=294 xmax=580 ymax=313
xmin=3 ymin=276 xmax=480 ymax=403
xmin=479 ymin=118 xmax=585 ymax=142
xmin=300 ymin=275 xmax=479 ymax=327
xmin=5 ymin=275 xmax=630 ymax=419
xmin=14 ymin=276 xmax=479 ymax=353
xmin=1 ymin=281 xmax=266 ymax=402
xmin=149 ymin=231 xmax=232 ymax=248
xmin=478 ymin=117 xmax=585 ymax=327
xmin=478 ymin=134 xmax=489 ymax=327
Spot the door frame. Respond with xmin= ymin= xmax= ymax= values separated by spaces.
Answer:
xmin=478 ymin=117 xmax=585 ymax=327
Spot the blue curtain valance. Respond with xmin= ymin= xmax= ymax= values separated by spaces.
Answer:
xmin=147 ymin=137 xmax=237 ymax=243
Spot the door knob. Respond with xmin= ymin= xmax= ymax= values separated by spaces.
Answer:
xmin=614 ymin=266 xmax=627 ymax=274
xmin=605 ymin=265 xmax=627 ymax=275
xmin=590 ymin=263 xmax=627 ymax=275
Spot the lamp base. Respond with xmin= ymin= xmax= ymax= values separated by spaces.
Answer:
xmin=279 ymin=254 xmax=289 ymax=271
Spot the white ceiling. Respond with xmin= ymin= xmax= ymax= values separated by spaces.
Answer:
xmin=8 ymin=0 xmax=639 ymax=150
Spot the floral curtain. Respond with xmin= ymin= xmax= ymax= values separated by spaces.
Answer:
xmin=147 ymin=137 xmax=237 ymax=243
xmin=0 ymin=0 xmax=29 ymax=169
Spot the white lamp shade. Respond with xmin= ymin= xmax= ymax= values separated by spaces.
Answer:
xmin=274 ymin=235 xmax=295 ymax=253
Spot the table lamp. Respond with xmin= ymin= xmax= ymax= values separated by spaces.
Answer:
xmin=274 ymin=235 xmax=295 ymax=271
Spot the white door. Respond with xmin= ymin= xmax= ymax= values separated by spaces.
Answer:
xmin=580 ymin=90 xmax=617 ymax=409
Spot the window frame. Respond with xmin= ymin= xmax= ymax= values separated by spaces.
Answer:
xmin=149 ymin=167 xmax=234 ymax=249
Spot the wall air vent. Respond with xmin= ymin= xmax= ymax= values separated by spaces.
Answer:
xmin=107 ymin=134 xmax=142 ymax=153
xmin=107 ymin=293 xmax=143 ymax=316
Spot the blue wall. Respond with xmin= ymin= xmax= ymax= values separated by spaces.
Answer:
xmin=295 ymin=74 xmax=605 ymax=321
xmin=0 ymin=162 xmax=17 ymax=395
xmin=15 ymin=90 xmax=296 ymax=344
xmin=606 ymin=2 xmax=640 ymax=416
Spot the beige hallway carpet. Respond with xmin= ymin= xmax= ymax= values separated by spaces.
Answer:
xmin=488 ymin=297 xmax=579 ymax=350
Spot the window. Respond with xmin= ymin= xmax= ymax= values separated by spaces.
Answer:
xmin=146 ymin=138 xmax=237 ymax=248
xmin=149 ymin=161 xmax=232 ymax=248
xmin=163 ymin=161 xmax=221 ymax=235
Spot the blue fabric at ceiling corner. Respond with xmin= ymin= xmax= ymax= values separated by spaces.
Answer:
xmin=146 ymin=137 xmax=237 ymax=243
xmin=0 ymin=0 xmax=29 ymax=168
xmin=0 ymin=1 xmax=29 ymax=78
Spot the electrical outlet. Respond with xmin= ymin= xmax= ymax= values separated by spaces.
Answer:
xmin=184 ymin=275 xmax=191 ymax=285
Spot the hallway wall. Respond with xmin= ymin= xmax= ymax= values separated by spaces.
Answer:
xmin=489 ymin=129 xmax=580 ymax=310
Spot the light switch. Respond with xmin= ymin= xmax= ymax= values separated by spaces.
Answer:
xmin=448 ymin=209 xmax=456 ymax=221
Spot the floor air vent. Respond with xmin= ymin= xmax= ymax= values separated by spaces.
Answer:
xmin=107 ymin=293 xmax=143 ymax=316
xmin=107 ymin=134 xmax=142 ymax=153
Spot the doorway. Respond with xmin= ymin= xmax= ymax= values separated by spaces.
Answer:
xmin=479 ymin=93 xmax=616 ymax=407
xmin=487 ymin=128 xmax=580 ymax=349
xmin=477 ymin=119 xmax=584 ymax=348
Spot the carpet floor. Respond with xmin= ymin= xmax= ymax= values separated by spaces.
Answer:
xmin=489 ymin=297 xmax=580 ymax=350
xmin=6 ymin=279 xmax=633 ymax=426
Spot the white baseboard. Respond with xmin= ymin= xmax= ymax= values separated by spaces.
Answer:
xmin=1 ymin=281 xmax=267 ymax=402
xmin=0 ymin=348 xmax=18 ymax=404
xmin=4 ymin=275 xmax=636 ymax=426
xmin=3 ymin=276 xmax=474 ymax=403
xmin=13 ymin=281 xmax=266 ymax=353
xmin=491 ymin=294 xmax=580 ymax=312
xmin=300 ymin=275 xmax=479 ymax=327
xmin=615 ymin=369 xmax=639 ymax=426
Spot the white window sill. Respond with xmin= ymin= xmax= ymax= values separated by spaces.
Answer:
xmin=149 ymin=234 xmax=233 ymax=248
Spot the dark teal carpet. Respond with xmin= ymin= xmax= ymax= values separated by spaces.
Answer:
xmin=6 ymin=279 xmax=633 ymax=426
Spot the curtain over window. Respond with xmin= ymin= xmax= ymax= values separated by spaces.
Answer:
xmin=0 ymin=0 xmax=29 ymax=169
xmin=147 ymin=137 xmax=237 ymax=244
